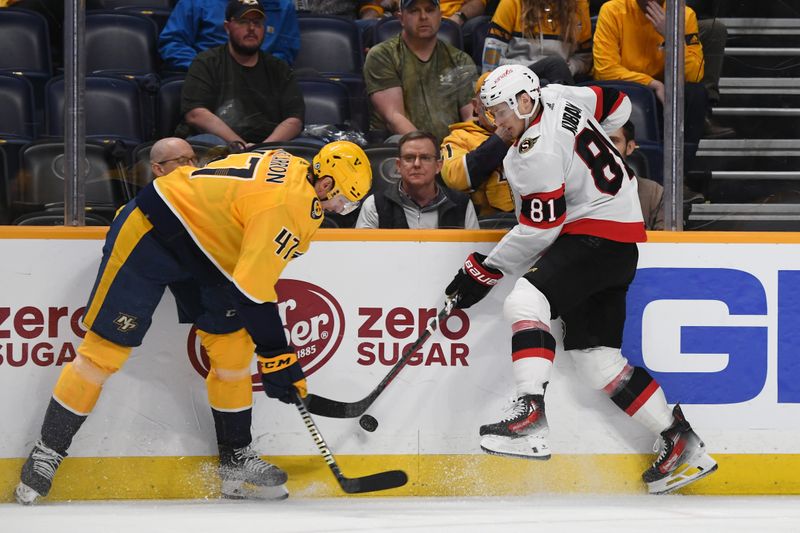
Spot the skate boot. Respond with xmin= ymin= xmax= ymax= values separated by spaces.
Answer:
xmin=643 ymin=404 xmax=718 ymax=494
xmin=479 ymin=394 xmax=551 ymax=460
xmin=15 ymin=440 xmax=65 ymax=505
xmin=219 ymin=444 xmax=289 ymax=500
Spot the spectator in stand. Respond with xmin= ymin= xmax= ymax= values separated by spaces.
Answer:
xmin=159 ymin=0 xmax=300 ymax=72
xmin=294 ymin=0 xmax=385 ymax=42
xmin=441 ymin=71 xmax=514 ymax=216
xmin=295 ymin=0 xmax=384 ymax=20
xmin=175 ymin=0 xmax=305 ymax=147
xmin=686 ymin=0 xmax=735 ymax=138
xmin=482 ymin=0 xmax=592 ymax=85
xmin=150 ymin=137 xmax=199 ymax=178
xmin=363 ymin=0 xmax=477 ymax=143
xmin=608 ymin=121 xmax=664 ymax=230
xmin=356 ymin=130 xmax=480 ymax=228
xmin=593 ymin=0 xmax=707 ymax=174
xmin=380 ymin=0 xmax=487 ymax=28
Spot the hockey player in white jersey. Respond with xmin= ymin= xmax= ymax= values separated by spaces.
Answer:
xmin=444 ymin=64 xmax=717 ymax=494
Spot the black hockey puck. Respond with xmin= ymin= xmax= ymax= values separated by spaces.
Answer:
xmin=359 ymin=414 xmax=378 ymax=432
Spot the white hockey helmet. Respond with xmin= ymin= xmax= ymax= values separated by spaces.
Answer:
xmin=479 ymin=64 xmax=541 ymax=121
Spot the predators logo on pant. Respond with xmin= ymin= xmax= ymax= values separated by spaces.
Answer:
xmin=113 ymin=313 xmax=138 ymax=332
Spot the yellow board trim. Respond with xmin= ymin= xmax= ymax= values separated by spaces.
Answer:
xmin=4 ymin=225 xmax=800 ymax=244
xmin=2 ymin=453 xmax=799 ymax=501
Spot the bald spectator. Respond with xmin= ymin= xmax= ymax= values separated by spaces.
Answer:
xmin=150 ymin=137 xmax=199 ymax=178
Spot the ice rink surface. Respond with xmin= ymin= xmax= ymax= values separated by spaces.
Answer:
xmin=3 ymin=495 xmax=800 ymax=533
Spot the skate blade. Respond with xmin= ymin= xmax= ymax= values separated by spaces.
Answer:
xmin=221 ymin=480 xmax=289 ymax=501
xmin=648 ymin=454 xmax=719 ymax=495
xmin=14 ymin=482 xmax=42 ymax=505
xmin=480 ymin=434 xmax=551 ymax=460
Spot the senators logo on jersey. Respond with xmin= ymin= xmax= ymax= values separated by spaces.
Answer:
xmin=519 ymin=137 xmax=538 ymax=154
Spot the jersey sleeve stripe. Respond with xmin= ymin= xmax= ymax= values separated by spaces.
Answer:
xmin=590 ymin=86 xmax=604 ymax=122
xmin=589 ymin=85 xmax=627 ymax=123
xmin=520 ymin=185 xmax=564 ymax=202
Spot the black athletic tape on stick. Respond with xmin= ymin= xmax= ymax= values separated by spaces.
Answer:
xmin=293 ymin=392 xmax=407 ymax=493
xmin=304 ymin=297 xmax=458 ymax=419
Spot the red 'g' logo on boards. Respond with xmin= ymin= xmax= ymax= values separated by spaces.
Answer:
xmin=187 ymin=280 xmax=345 ymax=391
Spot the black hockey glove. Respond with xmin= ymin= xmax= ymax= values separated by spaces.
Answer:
xmin=257 ymin=352 xmax=307 ymax=404
xmin=445 ymin=252 xmax=503 ymax=309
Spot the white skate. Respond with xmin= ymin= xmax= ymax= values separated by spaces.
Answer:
xmin=643 ymin=404 xmax=718 ymax=494
xmin=479 ymin=394 xmax=551 ymax=460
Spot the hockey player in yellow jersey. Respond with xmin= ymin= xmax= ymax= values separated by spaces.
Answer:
xmin=441 ymin=71 xmax=515 ymax=216
xmin=15 ymin=141 xmax=372 ymax=505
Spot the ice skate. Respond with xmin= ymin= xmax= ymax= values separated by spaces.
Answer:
xmin=479 ymin=394 xmax=551 ymax=460
xmin=643 ymin=404 xmax=718 ymax=494
xmin=15 ymin=440 xmax=65 ymax=505
xmin=219 ymin=444 xmax=289 ymax=500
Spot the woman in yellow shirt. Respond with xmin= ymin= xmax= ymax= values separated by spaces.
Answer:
xmin=482 ymin=0 xmax=592 ymax=84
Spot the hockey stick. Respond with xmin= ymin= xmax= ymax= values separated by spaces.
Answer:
xmin=304 ymin=296 xmax=458 ymax=419
xmin=293 ymin=392 xmax=408 ymax=494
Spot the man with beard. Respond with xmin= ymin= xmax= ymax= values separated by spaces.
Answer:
xmin=159 ymin=0 xmax=299 ymax=71
xmin=176 ymin=0 xmax=305 ymax=147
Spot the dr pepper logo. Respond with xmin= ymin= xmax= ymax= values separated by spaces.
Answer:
xmin=187 ymin=280 xmax=345 ymax=391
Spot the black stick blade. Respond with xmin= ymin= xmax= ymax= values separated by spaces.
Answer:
xmin=339 ymin=470 xmax=408 ymax=494
xmin=304 ymin=393 xmax=370 ymax=418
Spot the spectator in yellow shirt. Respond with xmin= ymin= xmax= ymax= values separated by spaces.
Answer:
xmin=482 ymin=0 xmax=593 ymax=85
xmin=593 ymin=0 xmax=708 ymax=173
xmin=441 ymin=71 xmax=515 ymax=216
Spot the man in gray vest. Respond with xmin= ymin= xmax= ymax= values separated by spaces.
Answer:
xmin=356 ymin=130 xmax=479 ymax=229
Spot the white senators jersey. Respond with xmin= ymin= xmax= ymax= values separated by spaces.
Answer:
xmin=485 ymin=84 xmax=646 ymax=275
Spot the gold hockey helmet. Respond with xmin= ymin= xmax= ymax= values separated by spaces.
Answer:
xmin=313 ymin=141 xmax=372 ymax=206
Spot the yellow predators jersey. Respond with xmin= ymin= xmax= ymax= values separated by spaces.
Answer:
xmin=441 ymin=121 xmax=515 ymax=215
xmin=153 ymin=150 xmax=323 ymax=303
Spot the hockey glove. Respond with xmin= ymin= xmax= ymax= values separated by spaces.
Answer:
xmin=445 ymin=252 xmax=503 ymax=309
xmin=257 ymin=352 xmax=307 ymax=404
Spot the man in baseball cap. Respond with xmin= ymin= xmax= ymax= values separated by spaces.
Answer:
xmin=400 ymin=0 xmax=440 ymax=8
xmin=225 ymin=0 xmax=265 ymax=20
xmin=364 ymin=0 xmax=476 ymax=143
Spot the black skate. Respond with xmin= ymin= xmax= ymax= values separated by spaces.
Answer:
xmin=219 ymin=444 xmax=289 ymax=500
xmin=643 ymin=404 xmax=718 ymax=494
xmin=479 ymin=394 xmax=551 ymax=460
xmin=15 ymin=440 xmax=65 ymax=505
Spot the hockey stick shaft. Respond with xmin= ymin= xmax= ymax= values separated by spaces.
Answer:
xmin=293 ymin=393 xmax=408 ymax=494
xmin=304 ymin=297 xmax=457 ymax=418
